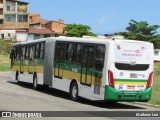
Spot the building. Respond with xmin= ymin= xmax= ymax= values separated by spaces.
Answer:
xmin=0 ymin=0 xmax=29 ymax=40
xmin=27 ymin=28 xmax=56 ymax=41
xmin=0 ymin=0 xmax=29 ymax=29
xmin=45 ymin=20 xmax=67 ymax=34
xmin=0 ymin=0 xmax=66 ymax=41
xmin=29 ymin=13 xmax=49 ymax=29
xmin=29 ymin=13 xmax=67 ymax=39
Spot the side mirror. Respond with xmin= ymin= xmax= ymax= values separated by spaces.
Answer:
xmin=10 ymin=50 xmax=15 ymax=59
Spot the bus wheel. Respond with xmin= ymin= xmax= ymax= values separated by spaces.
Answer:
xmin=33 ymin=75 xmax=38 ymax=90
xmin=70 ymin=82 xmax=78 ymax=101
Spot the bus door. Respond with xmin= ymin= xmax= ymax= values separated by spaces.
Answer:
xmin=20 ymin=46 xmax=25 ymax=73
xmin=54 ymin=43 xmax=65 ymax=78
xmin=80 ymin=46 xmax=94 ymax=99
xmin=93 ymin=45 xmax=105 ymax=98
xmin=28 ymin=45 xmax=35 ymax=74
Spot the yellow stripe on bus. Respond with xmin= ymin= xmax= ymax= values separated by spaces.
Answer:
xmin=115 ymin=82 xmax=147 ymax=85
xmin=53 ymin=68 xmax=102 ymax=87
xmin=11 ymin=65 xmax=44 ymax=73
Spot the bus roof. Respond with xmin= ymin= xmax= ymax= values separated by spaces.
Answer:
xmin=13 ymin=37 xmax=152 ymax=46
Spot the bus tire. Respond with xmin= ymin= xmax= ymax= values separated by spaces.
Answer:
xmin=70 ymin=82 xmax=78 ymax=101
xmin=33 ymin=74 xmax=38 ymax=90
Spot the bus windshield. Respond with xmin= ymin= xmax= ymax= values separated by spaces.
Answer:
xmin=114 ymin=41 xmax=152 ymax=62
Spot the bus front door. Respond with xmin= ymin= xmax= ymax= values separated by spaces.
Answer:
xmin=80 ymin=46 xmax=94 ymax=99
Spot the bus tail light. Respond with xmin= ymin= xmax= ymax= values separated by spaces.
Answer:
xmin=108 ymin=70 xmax=115 ymax=88
xmin=146 ymin=72 xmax=153 ymax=88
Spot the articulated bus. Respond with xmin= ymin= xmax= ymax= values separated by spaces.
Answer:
xmin=10 ymin=37 xmax=154 ymax=102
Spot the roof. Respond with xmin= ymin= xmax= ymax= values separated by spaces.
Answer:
xmin=28 ymin=28 xmax=55 ymax=35
xmin=29 ymin=13 xmax=40 ymax=16
xmin=8 ymin=0 xmax=29 ymax=4
xmin=40 ymin=19 xmax=50 ymax=24
xmin=46 ymin=20 xmax=66 ymax=25
xmin=13 ymin=36 xmax=153 ymax=47
xmin=16 ymin=29 xmax=27 ymax=33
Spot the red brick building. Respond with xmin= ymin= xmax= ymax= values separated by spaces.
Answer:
xmin=29 ymin=13 xmax=49 ymax=28
xmin=29 ymin=13 xmax=66 ymax=34
xmin=45 ymin=20 xmax=67 ymax=34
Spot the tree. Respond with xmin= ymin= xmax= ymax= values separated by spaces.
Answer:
xmin=115 ymin=19 xmax=160 ymax=48
xmin=63 ymin=24 xmax=96 ymax=37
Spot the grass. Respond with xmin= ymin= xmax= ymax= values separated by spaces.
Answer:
xmin=0 ymin=63 xmax=10 ymax=72
xmin=0 ymin=54 xmax=160 ymax=105
xmin=0 ymin=54 xmax=10 ymax=72
xmin=148 ymin=63 xmax=160 ymax=106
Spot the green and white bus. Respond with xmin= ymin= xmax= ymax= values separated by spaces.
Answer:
xmin=10 ymin=37 xmax=154 ymax=102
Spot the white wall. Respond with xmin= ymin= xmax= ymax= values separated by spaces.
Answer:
xmin=0 ymin=30 xmax=16 ymax=40
xmin=16 ymin=32 xmax=28 ymax=42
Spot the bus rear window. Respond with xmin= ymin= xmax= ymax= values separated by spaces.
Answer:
xmin=115 ymin=63 xmax=149 ymax=71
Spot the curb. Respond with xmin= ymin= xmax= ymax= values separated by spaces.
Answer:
xmin=135 ymin=102 xmax=160 ymax=108
xmin=0 ymin=71 xmax=10 ymax=73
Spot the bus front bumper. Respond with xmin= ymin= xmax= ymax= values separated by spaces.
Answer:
xmin=104 ymin=85 xmax=152 ymax=102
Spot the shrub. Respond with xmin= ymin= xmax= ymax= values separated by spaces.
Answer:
xmin=0 ymin=39 xmax=14 ymax=55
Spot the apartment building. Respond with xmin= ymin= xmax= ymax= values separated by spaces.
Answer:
xmin=0 ymin=0 xmax=29 ymax=28
xmin=0 ymin=0 xmax=29 ymax=40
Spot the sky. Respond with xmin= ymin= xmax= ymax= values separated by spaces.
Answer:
xmin=22 ymin=0 xmax=160 ymax=35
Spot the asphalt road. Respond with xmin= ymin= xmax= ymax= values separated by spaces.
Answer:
xmin=0 ymin=72 xmax=159 ymax=120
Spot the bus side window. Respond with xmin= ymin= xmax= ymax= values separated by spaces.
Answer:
xmin=15 ymin=46 xmax=20 ymax=60
xmin=55 ymin=43 xmax=65 ymax=62
xmin=95 ymin=45 xmax=105 ymax=70
xmin=87 ymin=47 xmax=94 ymax=68
xmin=40 ymin=42 xmax=45 ymax=59
xmin=66 ymin=43 xmax=74 ymax=62
xmin=22 ymin=46 xmax=25 ymax=60
xmin=25 ymin=46 xmax=30 ymax=59
xmin=29 ymin=45 xmax=35 ymax=59
xmin=35 ymin=43 xmax=41 ymax=58
xmin=75 ymin=44 xmax=82 ymax=63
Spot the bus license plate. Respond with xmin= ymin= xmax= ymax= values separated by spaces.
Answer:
xmin=130 ymin=73 xmax=137 ymax=78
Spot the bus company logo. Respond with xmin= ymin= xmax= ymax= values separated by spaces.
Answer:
xmin=119 ymin=85 xmax=123 ymax=90
xmin=120 ymin=72 xmax=123 ymax=76
xmin=127 ymin=85 xmax=135 ymax=90
xmin=130 ymin=61 xmax=136 ymax=65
